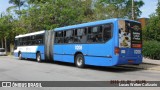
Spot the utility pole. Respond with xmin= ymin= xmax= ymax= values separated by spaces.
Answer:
xmin=132 ymin=0 xmax=135 ymax=20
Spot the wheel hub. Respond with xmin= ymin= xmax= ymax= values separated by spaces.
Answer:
xmin=77 ymin=57 xmax=83 ymax=66
xmin=37 ymin=55 xmax=40 ymax=61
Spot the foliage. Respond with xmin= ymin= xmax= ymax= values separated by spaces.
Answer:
xmin=0 ymin=14 xmax=13 ymax=38
xmin=0 ymin=0 xmax=145 ymax=52
xmin=142 ymin=2 xmax=160 ymax=60
xmin=144 ymin=3 xmax=160 ymax=41
xmin=94 ymin=0 xmax=144 ymax=19
xmin=5 ymin=0 xmax=145 ymax=34
xmin=8 ymin=0 xmax=26 ymax=16
xmin=8 ymin=0 xmax=25 ymax=10
xmin=143 ymin=41 xmax=160 ymax=60
xmin=143 ymin=16 xmax=160 ymax=41
xmin=9 ymin=0 xmax=95 ymax=32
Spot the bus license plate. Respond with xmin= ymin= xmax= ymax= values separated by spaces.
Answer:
xmin=128 ymin=60 xmax=134 ymax=63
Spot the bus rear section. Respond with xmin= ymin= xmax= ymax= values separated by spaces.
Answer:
xmin=117 ymin=20 xmax=142 ymax=65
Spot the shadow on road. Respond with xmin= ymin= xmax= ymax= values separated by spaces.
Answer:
xmin=47 ymin=61 xmax=144 ymax=73
xmin=21 ymin=58 xmax=146 ymax=73
xmin=85 ymin=66 xmax=143 ymax=73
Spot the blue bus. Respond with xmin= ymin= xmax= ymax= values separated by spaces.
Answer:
xmin=14 ymin=18 xmax=142 ymax=68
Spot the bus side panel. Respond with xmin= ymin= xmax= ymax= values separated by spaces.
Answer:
xmin=84 ymin=40 xmax=115 ymax=66
xmin=54 ymin=44 xmax=88 ymax=63
xmin=62 ymin=44 xmax=88 ymax=63
xmin=62 ymin=44 xmax=76 ymax=63
xmin=37 ymin=45 xmax=45 ymax=60
xmin=14 ymin=46 xmax=36 ymax=59
xmin=54 ymin=54 xmax=64 ymax=61
xmin=54 ymin=45 xmax=63 ymax=61
xmin=112 ymin=20 xmax=120 ymax=66
xmin=14 ymin=45 xmax=45 ymax=60
xmin=85 ymin=21 xmax=119 ymax=66
xmin=54 ymin=44 xmax=75 ymax=63
xmin=22 ymin=45 xmax=44 ymax=60
xmin=85 ymin=56 xmax=113 ymax=66
xmin=60 ymin=55 xmax=74 ymax=63
xmin=22 ymin=52 xmax=36 ymax=59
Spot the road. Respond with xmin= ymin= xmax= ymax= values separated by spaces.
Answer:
xmin=0 ymin=56 xmax=160 ymax=90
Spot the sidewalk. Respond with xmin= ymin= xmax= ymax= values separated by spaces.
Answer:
xmin=141 ymin=58 xmax=160 ymax=71
xmin=143 ymin=58 xmax=160 ymax=65
xmin=123 ymin=58 xmax=160 ymax=71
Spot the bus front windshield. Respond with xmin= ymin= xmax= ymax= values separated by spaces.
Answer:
xmin=119 ymin=20 xmax=142 ymax=48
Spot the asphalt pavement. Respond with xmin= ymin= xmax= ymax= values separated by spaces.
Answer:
xmin=0 ymin=56 xmax=160 ymax=90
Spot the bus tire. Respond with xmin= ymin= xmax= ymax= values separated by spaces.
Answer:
xmin=75 ymin=54 xmax=85 ymax=68
xmin=18 ymin=53 xmax=22 ymax=60
xmin=36 ymin=53 xmax=41 ymax=62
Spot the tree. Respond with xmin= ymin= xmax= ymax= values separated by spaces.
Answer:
xmin=0 ymin=0 xmax=146 ymax=54
xmin=144 ymin=1 xmax=160 ymax=41
xmin=13 ymin=0 xmax=94 ymax=32
xmin=0 ymin=13 xmax=13 ymax=52
xmin=6 ymin=0 xmax=144 ymax=34
xmin=7 ymin=0 xmax=26 ymax=17
xmin=94 ymin=0 xmax=144 ymax=20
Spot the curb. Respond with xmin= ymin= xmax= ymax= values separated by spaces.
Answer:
xmin=141 ymin=63 xmax=160 ymax=71
xmin=121 ymin=62 xmax=160 ymax=71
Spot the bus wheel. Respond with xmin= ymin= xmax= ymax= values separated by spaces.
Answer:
xmin=36 ymin=53 xmax=41 ymax=62
xmin=18 ymin=53 xmax=22 ymax=60
xmin=75 ymin=54 xmax=85 ymax=68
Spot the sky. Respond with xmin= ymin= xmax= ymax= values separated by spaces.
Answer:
xmin=0 ymin=0 xmax=158 ymax=18
xmin=139 ymin=0 xmax=158 ymax=18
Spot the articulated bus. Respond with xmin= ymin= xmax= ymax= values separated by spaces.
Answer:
xmin=14 ymin=18 xmax=142 ymax=68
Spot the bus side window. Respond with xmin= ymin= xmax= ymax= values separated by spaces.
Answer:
xmin=64 ymin=30 xmax=73 ymax=43
xmin=87 ymin=27 xmax=93 ymax=43
xmin=95 ymin=26 xmax=103 ymax=42
xmin=74 ymin=29 xmax=80 ymax=43
xmin=87 ymin=26 xmax=102 ymax=43
xmin=36 ymin=34 xmax=44 ymax=45
xmin=31 ymin=36 xmax=35 ymax=45
xmin=55 ymin=32 xmax=58 ymax=43
xmin=78 ymin=28 xmax=87 ymax=43
xmin=55 ymin=31 xmax=64 ymax=44
xmin=103 ymin=24 xmax=112 ymax=42
xmin=22 ymin=37 xmax=25 ymax=46
xmin=27 ymin=36 xmax=31 ymax=45
xmin=29 ymin=36 xmax=32 ymax=45
xmin=19 ymin=38 xmax=21 ymax=46
xmin=64 ymin=31 xmax=66 ymax=43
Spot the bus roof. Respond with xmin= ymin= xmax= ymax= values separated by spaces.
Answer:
xmin=15 ymin=30 xmax=45 ymax=38
xmin=54 ymin=18 xmax=140 ymax=31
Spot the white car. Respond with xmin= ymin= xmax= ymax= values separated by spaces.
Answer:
xmin=0 ymin=48 xmax=6 ymax=56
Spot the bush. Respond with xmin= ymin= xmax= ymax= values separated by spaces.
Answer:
xmin=143 ymin=40 xmax=160 ymax=60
